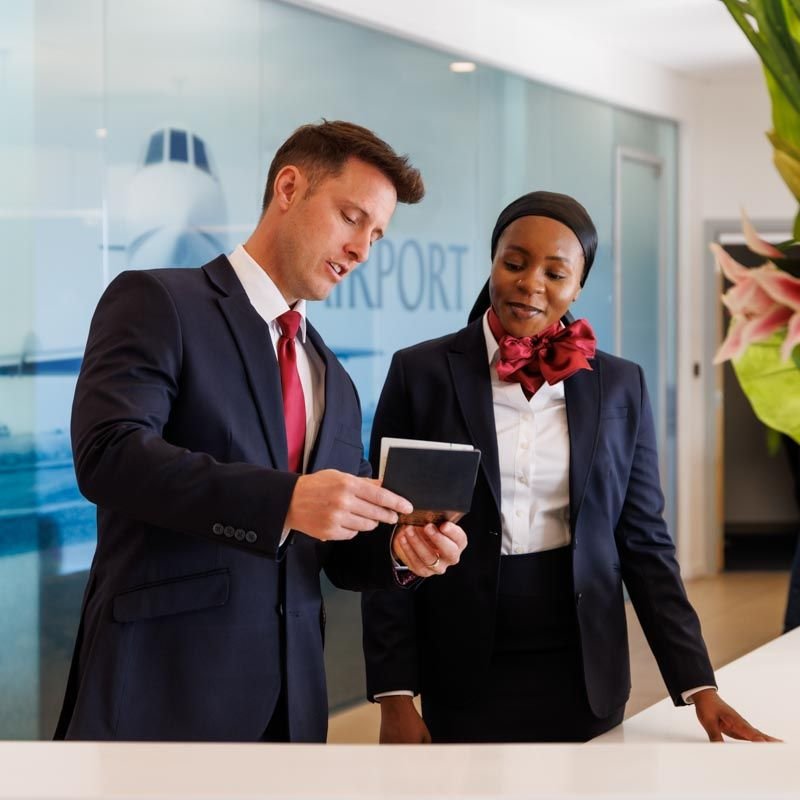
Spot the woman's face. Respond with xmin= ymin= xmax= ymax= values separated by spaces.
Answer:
xmin=489 ymin=215 xmax=584 ymax=338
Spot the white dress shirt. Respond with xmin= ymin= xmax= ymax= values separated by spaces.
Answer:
xmin=482 ymin=312 xmax=571 ymax=555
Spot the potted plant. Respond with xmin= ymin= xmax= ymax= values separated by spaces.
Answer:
xmin=715 ymin=0 xmax=800 ymax=443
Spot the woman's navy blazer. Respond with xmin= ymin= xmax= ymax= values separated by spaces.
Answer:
xmin=363 ymin=318 xmax=714 ymax=717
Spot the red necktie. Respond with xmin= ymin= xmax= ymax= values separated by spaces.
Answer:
xmin=487 ymin=307 xmax=597 ymax=395
xmin=276 ymin=310 xmax=306 ymax=473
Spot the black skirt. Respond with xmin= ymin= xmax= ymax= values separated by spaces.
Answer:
xmin=422 ymin=546 xmax=624 ymax=743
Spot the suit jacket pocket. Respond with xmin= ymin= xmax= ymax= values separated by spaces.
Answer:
xmin=112 ymin=568 xmax=230 ymax=623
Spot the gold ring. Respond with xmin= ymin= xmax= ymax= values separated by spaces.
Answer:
xmin=426 ymin=555 xmax=441 ymax=569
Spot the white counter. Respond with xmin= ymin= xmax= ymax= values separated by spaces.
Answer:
xmin=2 ymin=629 xmax=798 ymax=800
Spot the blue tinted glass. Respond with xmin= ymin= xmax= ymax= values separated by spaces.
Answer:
xmin=144 ymin=130 xmax=163 ymax=165
xmin=1 ymin=0 xmax=681 ymax=740
xmin=193 ymin=135 xmax=209 ymax=173
xmin=169 ymin=129 xmax=188 ymax=162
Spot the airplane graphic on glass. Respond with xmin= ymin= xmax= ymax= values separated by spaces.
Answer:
xmin=0 ymin=127 xmax=379 ymax=378
xmin=0 ymin=130 xmax=378 ymax=545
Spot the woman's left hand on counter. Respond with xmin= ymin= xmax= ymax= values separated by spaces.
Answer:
xmin=692 ymin=689 xmax=780 ymax=742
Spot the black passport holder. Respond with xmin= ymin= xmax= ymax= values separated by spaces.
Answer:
xmin=381 ymin=447 xmax=481 ymax=526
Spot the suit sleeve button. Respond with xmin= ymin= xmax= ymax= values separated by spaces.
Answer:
xmin=234 ymin=528 xmax=245 ymax=541
xmin=245 ymin=530 xmax=257 ymax=544
xmin=212 ymin=523 xmax=224 ymax=535
xmin=224 ymin=526 xmax=235 ymax=537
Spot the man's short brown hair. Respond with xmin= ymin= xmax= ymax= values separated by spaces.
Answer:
xmin=261 ymin=120 xmax=424 ymax=213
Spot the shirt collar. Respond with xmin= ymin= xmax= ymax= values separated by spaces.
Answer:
xmin=482 ymin=310 xmax=500 ymax=366
xmin=227 ymin=244 xmax=308 ymax=342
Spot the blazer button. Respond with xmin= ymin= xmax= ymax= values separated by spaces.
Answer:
xmin=234 ymin=528 xmax=245 ymax=541
xmin=224 ymin=526 xmax=235 ymax=538
xmin=212 ymin=523 xmax=224 ymax=536
xmin=488 ymin=530 xmax=499 ymax=537
xmin=245 ymin=530 xmax=257 ymax=544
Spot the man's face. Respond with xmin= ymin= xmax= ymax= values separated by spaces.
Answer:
xmin=489 ymin=215 xmax=584 ymax=338
xmin=274 ymin=157 xmax=397 ymax=304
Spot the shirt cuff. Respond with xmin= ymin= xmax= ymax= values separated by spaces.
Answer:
xmin=389 ymin=525 xmax=409 ymax=569
xmin=682 ymin=685 xmax=717 ymax=704
xmin=374 ymin=690 xmax=414 ymax=700
xmin=389 ymin=526 xmax=417 ymax=586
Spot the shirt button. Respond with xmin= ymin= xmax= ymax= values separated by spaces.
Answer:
xmin=520 ymin=440 xmax=529 ymax=449
xmin=518 ymin=473 xmax=527 ymax=485
xmin=513 ymin=545 xmax=523 ymax=554
xmin=515 ymin=509 xmax=522 ymax=517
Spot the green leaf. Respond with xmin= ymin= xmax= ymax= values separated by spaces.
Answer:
xmin=768 ymin=129 xmax=800 ymax=160
xmin=787 ymin=0 xmax=800 ymax=22
xmin=766 ymin=73 xmax=800 ymax=149
xmin=774 ymin=148 xmax=800 ymax=200
xmin=782 ymin=0 xmax=800 ymax=39
xmin=721 ymin=0 xmax=800 ymax=114
xmin=765 ymin=0 xmax=800 ymax=79
xmin=766 ymin=425 xmax=783 ymax=455
xmin=732 ymin=331 xmax=800 ymax=444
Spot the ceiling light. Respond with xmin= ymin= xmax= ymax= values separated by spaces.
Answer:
xmin=449 ymin=61 xmax=476 ymax=73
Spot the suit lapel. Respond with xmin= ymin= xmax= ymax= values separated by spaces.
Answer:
xmin=564 ymin=358 xmax=602 ymax=531
xmin=304 ymin=323 xmax=339 ymax=473
xmin=446 ymin=321 xmax=501 ymax=513
xmin=204 ymin=256 xmax=288 ymax=470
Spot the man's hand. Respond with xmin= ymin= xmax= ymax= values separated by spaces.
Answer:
xmin=392 ymin=521 xmax=467 ymax=578
xmin=692 ymin=689 xmax=780 ymax=742
xmin=378 ymin=696 xmax=432 ymax=744
xmin=285 ymin=470 xmax=413 ymax=541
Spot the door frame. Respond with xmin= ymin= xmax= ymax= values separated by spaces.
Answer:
xmin=703 ymin=218 xmax=792 ymax=573
xmin=613 ymin=147 xmax=670 ymax=517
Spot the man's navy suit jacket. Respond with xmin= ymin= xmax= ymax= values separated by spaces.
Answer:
xmin=362 ymin=319 xmax=714 ymax=718
xmin=55 ymin=256 xmax=396 ymax=742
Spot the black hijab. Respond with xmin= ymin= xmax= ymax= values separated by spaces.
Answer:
xmin=468 ymin=191 xmax=597 ymax=323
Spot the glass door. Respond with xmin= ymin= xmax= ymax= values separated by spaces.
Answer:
xmin=615 ymin=148 xmax=676 ymax=538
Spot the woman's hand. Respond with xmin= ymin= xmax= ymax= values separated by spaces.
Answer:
xmin=692 ymin=689 xmax=780 ymax=742
xmin=378 ymin=696 xmax=432 ymax=744
xmin=391 ymin=521 xmax=467 ymax=578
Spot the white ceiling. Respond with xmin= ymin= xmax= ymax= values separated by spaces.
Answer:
xmin=497 ymin=0 xmax=759 ymax=76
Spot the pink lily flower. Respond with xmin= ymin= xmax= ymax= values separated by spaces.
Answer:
xmin=740 ymin=209 xmax=785 ymax=259
xmin=758 ymin=269 xmax=800 ymax=361
xmin=711 ymin=241 xmax=800 ymax=364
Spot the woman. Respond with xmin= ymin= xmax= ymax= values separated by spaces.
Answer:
xmin=362 ymin=191 xmax=774 ymax=744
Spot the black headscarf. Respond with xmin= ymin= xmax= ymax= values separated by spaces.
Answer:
xmin=468 ymin=191 xmax=597 ymax=323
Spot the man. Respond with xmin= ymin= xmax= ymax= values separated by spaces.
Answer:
xmin=54 ymin=120 xmax=465 ymax=743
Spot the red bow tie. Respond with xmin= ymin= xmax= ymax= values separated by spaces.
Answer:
xmin=487 ymin=308 xmax=596 ymax=395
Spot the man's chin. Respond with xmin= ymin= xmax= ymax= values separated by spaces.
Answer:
xmin=298 ymin=282 xmax=335 ymax=303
